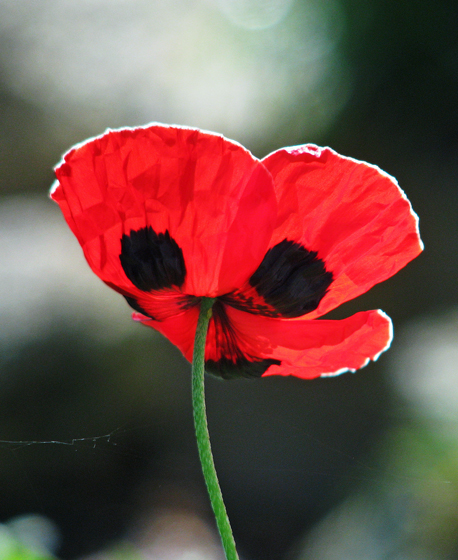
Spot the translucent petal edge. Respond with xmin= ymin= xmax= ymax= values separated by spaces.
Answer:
xmin=263 ymin=143 xmax=424 ymax=253
xmin=320 ymin=310 xmax=394 ymax=378
xmin=49 ymin=122 xmax=261 ymax=198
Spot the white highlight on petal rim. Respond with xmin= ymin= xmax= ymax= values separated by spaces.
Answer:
xmin=372 ymin=309 xmax=394 ymax=361
xmin=52 ymin=130 xmax=424 ymax=270
xmin=50 ymin=122 xmax=257 ymax=198
xmin=265 ymin=143 xmax=424 ymax=255
xmin=320 ymin=366 xmax=355 ymax=378
xmin=320 ymin=309 xmax=393 ymax=378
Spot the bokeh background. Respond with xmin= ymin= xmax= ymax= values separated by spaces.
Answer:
xmin=0 ymin=0 xmax=457 ymax=559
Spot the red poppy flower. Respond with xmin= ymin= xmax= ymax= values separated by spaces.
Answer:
xmin=51 ymin=124 xmax=423 ymax=380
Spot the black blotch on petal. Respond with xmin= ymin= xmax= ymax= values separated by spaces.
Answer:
xmin=120 ymin=227 xmax=186 ymax=292
xmin=249 ymin=239 xmax=333 ymax=318
xmin=123 ymin=296 xmax=155 ymax=319
xmin=205 ymin=357 xmax=280 ymax=380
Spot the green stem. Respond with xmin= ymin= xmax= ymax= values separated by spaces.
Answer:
xmin=192 ymin=297 xmax=239 ymax=560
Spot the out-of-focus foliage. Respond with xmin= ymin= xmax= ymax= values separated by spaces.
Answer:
xmin=0 ymin=518 xmax=55 ymax=560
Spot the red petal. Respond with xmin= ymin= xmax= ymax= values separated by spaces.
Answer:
xmin=52 ymin=124 xmax=277 ymax=297
xmin=136 ymin=304 xmax=392 ymax=380
xmin=262 ymin=145 xmax=423 ymax=318
xmin=134 ymin=307 xmax=199 ymax=363
xmin=226 ymin=307 xmax=393 ymax=379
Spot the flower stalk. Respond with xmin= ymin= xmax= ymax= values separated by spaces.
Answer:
xmin=192 ymin=297 xmax=239 ymax=560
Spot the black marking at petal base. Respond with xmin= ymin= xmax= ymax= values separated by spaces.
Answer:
xmin=205 ymin=357 xmax=280 ymax=380
xmin=120 ymin=227 xmax=186 ymax=292
xmin=249 ymin=239 xmax=333 ymax=318
xmin=123 ymin=296 xmax=155 ymax=319
xmin=205 ymin=300 xmax=281 ymax=380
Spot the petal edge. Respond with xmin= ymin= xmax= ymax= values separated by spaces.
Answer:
xmin=262 ymin=145 xmax=423 ymax=318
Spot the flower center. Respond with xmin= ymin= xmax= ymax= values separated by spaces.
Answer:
xmin=205 ymin=300 xmax=281 ymax=379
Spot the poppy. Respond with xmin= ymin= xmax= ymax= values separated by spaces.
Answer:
xmin=51 ymin=124 xmax=423 ymax=380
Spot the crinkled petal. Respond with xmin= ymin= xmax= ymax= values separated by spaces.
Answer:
xmin=262 ymin=145 xmax=423 ymax=318
xmin=136 ymin=305 xmax=392 ymax=380
xmin=51 ymin=124 xmax=277 ymax=298
xmin=226 ymin=306 xmax=392 ymax=379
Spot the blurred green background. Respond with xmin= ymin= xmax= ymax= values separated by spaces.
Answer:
xmin=0 ymin=0 xmax=457 ymax=559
